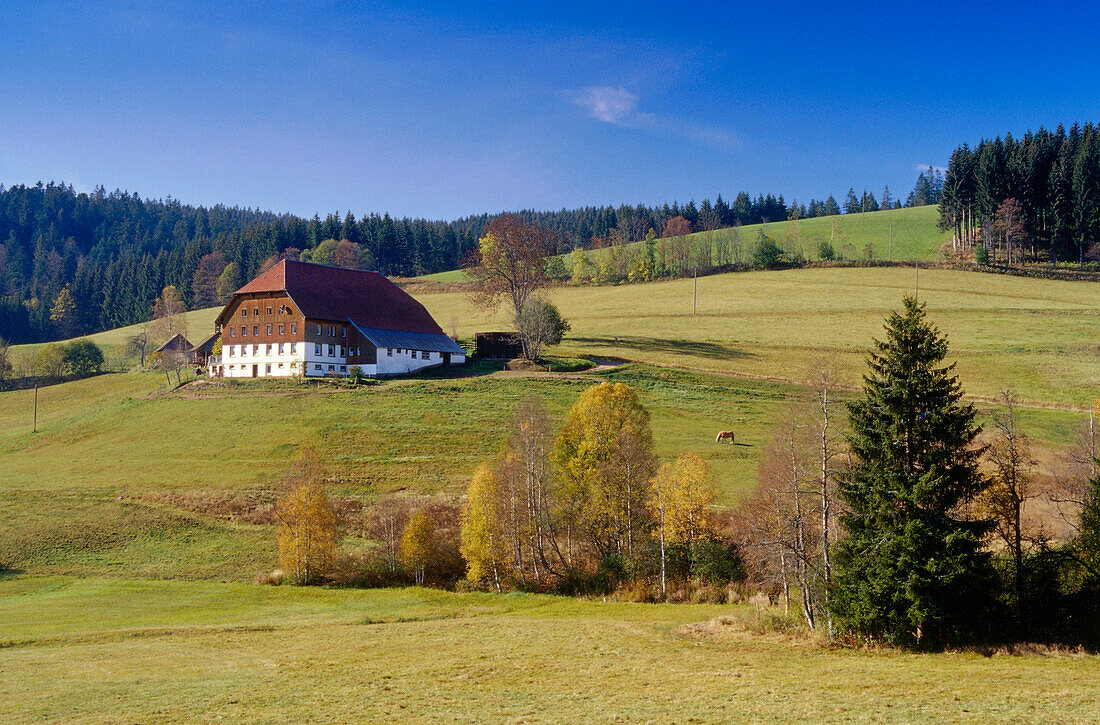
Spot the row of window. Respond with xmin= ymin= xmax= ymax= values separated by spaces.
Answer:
xmin=229 ymin=323 xmax=297 ymax=339
xmin=228 ymin=343 xmax=298 ymax=357
xmin=240 ymin=305 xmax=294 ymax=317
xmin=223 ymin=343 xmax=437 ymax=362
xmin=386 ymin=348 xmax=432 ymax=360
xmin=315 ymin=324 xmax=346 ymax=338
xmin=225 ymin=343 xmax=360 ymax=359
xmin=224 ymin=363 xmax=349 ymax=374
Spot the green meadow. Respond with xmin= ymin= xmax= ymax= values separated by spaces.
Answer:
xmin=0 ymin=576 xmax=1097 ymax=724
xmin=416 ymin=266 xmax=1100 ymax=407
xmin=415 ymin=205 xmax=951 ymax=285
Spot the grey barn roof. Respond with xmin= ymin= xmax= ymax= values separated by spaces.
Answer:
xmin=350 ymin=322 xmax=466 ymax=355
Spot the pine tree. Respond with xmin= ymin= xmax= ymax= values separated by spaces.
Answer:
xmin=830 ymin=297 xmax=993 ymax=648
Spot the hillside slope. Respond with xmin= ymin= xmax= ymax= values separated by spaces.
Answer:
xmin=417 ymin=205 xmax=950 ymax=284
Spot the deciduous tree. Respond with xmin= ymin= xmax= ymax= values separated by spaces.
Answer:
xmin=981 ymin=390 xmax=1035 ymax=630
xmin=555 ymin=382 xmax=656 ymax=570
xmin=275 ymin=447 xmax=339 ymax=585
xmin=468 ymin=214 xmax=556 ymax=332
xmin=402 ymin=509 xmax=435 ymax=586
xmin=460 ymin=464 xmax=505 ymax=591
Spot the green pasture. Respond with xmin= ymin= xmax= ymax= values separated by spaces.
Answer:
xmin=413 ymin=206 xmax=950 ymax=289
xmin=416 ymin=266 xmax=1100 ymax=407
xmin=0 ymin=576 xmax=1096 ymax=723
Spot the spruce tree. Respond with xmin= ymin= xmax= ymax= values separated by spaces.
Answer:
xmin=831 ymin=297 xmax=993 ymax=648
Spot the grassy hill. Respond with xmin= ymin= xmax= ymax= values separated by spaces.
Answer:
xmin=416 ymin=205 xmax=950 ymax=285
xmin=417 ymin=266 xmax=1100 ymax=408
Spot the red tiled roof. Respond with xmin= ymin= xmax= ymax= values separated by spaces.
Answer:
xmin=219 ymin=260 xmax=444 ymax=334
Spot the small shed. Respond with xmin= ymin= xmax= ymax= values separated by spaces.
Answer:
xmin=155 ymin=332 xmax=194 ymax=362
xmin=474 ymin=331 xmax=523 ymax=360
xmin=189 ymin=332 xmax=220 ymax=367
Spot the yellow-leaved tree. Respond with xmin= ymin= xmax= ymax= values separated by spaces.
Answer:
xmin=460 ymin=463 xmax=504 ymax=591
xmin=555 ymin=382 xmax=656 ymax=573
xmin=650 ymin=453 xmax=717 ymax=599
xmin=274 ymin=447 xmax=339 ymax=585
xmin=402 ymin=509 xmax=435 ymax=586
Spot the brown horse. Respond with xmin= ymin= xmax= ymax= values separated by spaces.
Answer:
xmin=715 ymin=430 xmax=735 ymax=444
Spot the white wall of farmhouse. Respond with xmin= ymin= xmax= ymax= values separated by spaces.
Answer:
xmin=215 ymin=342 xmax=466 ymax=378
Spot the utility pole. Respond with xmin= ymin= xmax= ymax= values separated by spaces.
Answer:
xmin=693 ymin=267 xmax=698 ymax=315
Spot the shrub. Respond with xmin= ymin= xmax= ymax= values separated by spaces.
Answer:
xmin=975 ymin=245 xmax=990 ymax=265
xmin=690 ymin=538 xmax=745 ymax=584
xmin=817 ymin=240 xmax=837 ymax=261
xmin=62 ymin=339 xmax=105 ymax=377
xmin=753 ymin=236 xmax=784 ymax=269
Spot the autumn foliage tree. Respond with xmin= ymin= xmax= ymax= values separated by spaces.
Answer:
xmin=402 ymin=509 xmax=435 ymax=586
xmin=555 ymin=382 xmax=657 ymax=574
xmin=467 ymin=214 xmax=557 ymax=358
xmin=275 ymin=447 xmax=340 ymax=585
xmin=651 ymin=453 xmax=717 ymax=597
xmin=150 ymin=285 xmax=188 ymax=343
xmin=460 ymin=464 xmax=505 ymax=591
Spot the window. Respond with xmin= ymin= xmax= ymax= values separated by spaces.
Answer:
xmin=340 ymin=366 xmax=346 ymax=372
xmin=316 ymin=324 xmax=321 ymax=335
xmin=253 ymin=345 xmax=259 ymax=355
xmin=252 ymin=325 xmax=258 ymax=336
xmin=314 ymin=364 xmax=321 ymax=370
xmin=266 ymin=324 xmax=272 ymax=335
xmin=242 ymin=327 xmax=248 ymax=337
xmin=253 ymin=308 xmax=259 ymax=316
xmin=411 ymin=350 xmax=417 ymax=360
xmin=386 ymin=348 xmax=392 ymax=357
xmin=342 ymin=327 xmax=346 ymax=338
xmin=278 ymin=343 xmax=285 ymax=354
xmin=241 ymin=308 xmax=247 ymax=317
xmin=241 ymin=346 xmax=247 ymax=357
xmin=279 ymin=324 xmax=285 ymax=335
xmin=265 ymin=364 xmax=271 ymax=373
xmin=267 ymin=307 xmax=272 ymax=316
xmin=291 ymin=323 xmax=297 ymax=334
xmin=291 ymin=343 xmax=297 ymax=353
xmin=230 ymin=328 xmax=235 ymax=338
xmin=327 ymin=345 xmax=334 ymax=357
xmin=228 ymin=346 xmax=234 ymax=357
xmin=266 ymin=344 xmax=273 ymax=355
xmin=328 ymin=365 xmax=335 ymax=371
xmin=278 ymin=362 xmax=284 ymax=369
xmin=315 ymin=343 xmax=322 ymax=355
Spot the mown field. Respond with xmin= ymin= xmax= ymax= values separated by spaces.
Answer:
xmin=418 ymin=205 xmax=951 ymax=285
xmin=1 ymin=576 xmax=1098 ymax=724
xmin=418 ymin=266 xmax=1100 ymax=408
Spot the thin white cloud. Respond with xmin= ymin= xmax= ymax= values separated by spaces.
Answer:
xmin=914 ymin=163 xmax=947 ymax=174
xmin=567 ymin=86 xmax=639 ymax=125
xmin=567 ymin=85 xmax=738 ymax=153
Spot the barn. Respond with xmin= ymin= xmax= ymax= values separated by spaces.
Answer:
xmin=208 ymin=260 xmax=466 ymax=378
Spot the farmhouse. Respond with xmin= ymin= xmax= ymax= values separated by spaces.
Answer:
xmin=208 ymin=259 xmax=466 ymax=378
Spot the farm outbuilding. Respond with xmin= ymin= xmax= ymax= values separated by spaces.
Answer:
xmin=155 ymin=333 xmax=194 ymax=362
xmin=474 ymin=332 xmax=523 ymax=360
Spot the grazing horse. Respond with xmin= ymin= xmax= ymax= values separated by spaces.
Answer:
xmin=715 ymin=430 xmax=735 ymax=444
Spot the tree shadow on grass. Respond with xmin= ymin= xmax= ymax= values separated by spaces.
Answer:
xmin=569 ymin=336 xmax=753 ymax=361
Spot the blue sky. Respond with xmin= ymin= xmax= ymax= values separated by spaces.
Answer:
xmin=2 ymin=1 xmax=1100 ymax=219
